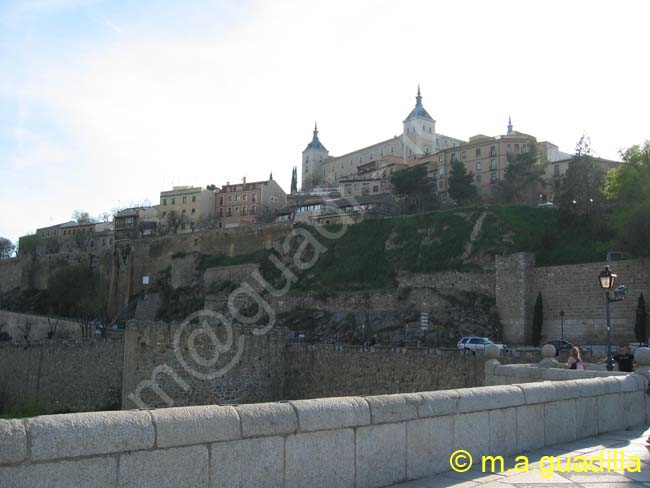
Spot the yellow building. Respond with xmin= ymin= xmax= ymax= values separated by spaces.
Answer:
xmin=159 ymin=186 xmax=215 ymax=232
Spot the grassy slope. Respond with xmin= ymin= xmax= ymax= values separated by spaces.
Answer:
xmin=198 ymin=205 xmax=618 ymax=293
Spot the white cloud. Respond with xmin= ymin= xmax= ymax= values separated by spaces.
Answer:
xmin=1 ymin=0 xmax=649 ymax=245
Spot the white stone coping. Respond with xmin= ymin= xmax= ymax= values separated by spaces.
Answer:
xmin=1 ymin=374 xmax=647 ymax=467
xmin=492 ymin=363 xmax=629 ymax=381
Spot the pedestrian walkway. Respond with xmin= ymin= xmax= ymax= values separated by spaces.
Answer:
xmin=393 ymin=427 xmax=650 ymax=487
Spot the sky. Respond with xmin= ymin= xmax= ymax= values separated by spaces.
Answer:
xmin=1 ymin=0 xmax=649 ymax=247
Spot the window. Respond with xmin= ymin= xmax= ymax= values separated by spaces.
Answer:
xmin=252 ymin=205 xmax=256 ymax=215
xmin=490 ymin=173 xmax=497 ymax=184
xmin=507 ymin=144 xmax=511 ymax=153
xmin=182 ymin=209 xmax=186 ymax=215
xmin=489 ymin=146 xmax=496 ymax=157
xmin=461 ymin=151 xmax=466 ymax=160
xmin=514 ymin=144 xmax=520 ymax=153
xmin=191 ymin=208 xmax=196 ymax=215
xmin=235 ymin=206 xmax=239 ymax=213
xmin=236 ymin=195 xmax=241 ymax=201
xmin=554 ymin=164 xmax=560 ymax=176
xmin=242 ymin=206 xmax=247 ymax=215
xmin=227 ymin=207 xmax=232 ymax=216
xmin=192 ymin=196 xmax=196 ymax=202
xmin=252 ymin=193 xmax=257 ymax=202
xmin=373 ymin=185 xmax=379 ymax=193
xmin=243 ymin=194 xmax=248 ymax=201
xmin=451 ymin=153 xmax=457 ymax=162
xmin=476 ymin=161 xmax=481 ymax=170
xmin=228 ymin=195 xmax=233 ymax=202
xmin=219 ymin=197 xmax=223 ymax=205
xmin=163 ymin=198 xmax=167 ymax=206
xmin=522 ymin=144 xmax=528 ymax=152
xmin=344 ymin=184 xmax=352 ymax=194
xmin=490 ymin=159 xmax=497 ymax=170
xmin=475 ymin=148 xmax=481 ymax=157
xmin=219 ymin=208 xmax=223 ymax=217
xmin=182 ymin=196 xmax=187 ymax=204
xmin=439 ymin=155 xmax=444 ymax=162
xmin=162 ymin=211 xmax=167 ymax=218
xmin=439 ymin=166 xmax=445 ymax=176
xmin=171 ymin=198 xmax=176 ymax=205
xmin=476 ymin=175 xmax=482 ymax=184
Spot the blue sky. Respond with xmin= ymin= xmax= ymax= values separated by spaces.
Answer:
xmin=1 ymin=0 xmax=649 ymax=247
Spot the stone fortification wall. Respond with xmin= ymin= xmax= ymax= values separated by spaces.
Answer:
xmin=0 ymin=338 xmax=123 ymax=414
xmin=0 ymin=310 xmax=80 ymax=342
xmin=0 ymin=258 xmax=22 ymax=294
xmin=121 ymin=321 xmax=287 ymax=410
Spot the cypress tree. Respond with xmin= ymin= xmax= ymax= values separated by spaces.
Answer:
xmin=635 ymin=293 xmax=647 ymax=344
xmin=532 ymin=291 xmax=543 ymax=346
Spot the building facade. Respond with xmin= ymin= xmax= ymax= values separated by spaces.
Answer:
xmin=159 ymin=186 xmax=215 ymax=232
xmin=216 ymin=176 xmax=287 ymax=228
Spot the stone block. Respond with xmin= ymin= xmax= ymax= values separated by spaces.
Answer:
xmin=623 ymin=391 xmax=645 ymax=429
xmin=615 ymin=375 xmax=641 ymax=392
xmin=516 ymin=404 xmax=545 ymax=452
xmin=489 ymin=407 xmax=517 ymax=455
xmin=28 ymin=411 xmax=154 ymax=461
xmin=290 ymin=397 xmax=369 ymax=432
xmin=544 ymin=400 xmax=576 ymax=445
xmin=0 ymin=419 xmax=26 ymax=465
xmin=211 ymin=436 xmax=283 ymax=488
xmin=365 ymin=394 xmax=420 ymax=424
xmin=484 ymin=358 xmax=500 ymax=375
xmin=418 ymin=390 xmax=459 ymax=418
xmin=456 ymin=385 xmax=524 ymax=413
xmin=0 ymin=457 xmax=117 ymax=488
xmin=541 ymin=368 xmax=573 ymax=380
xmin=454 ymin=411 xmax=490 ymax=457
xmin=574 ymin=378 xmax=608 ymax=397
xmin=597 ymin=394 xmax=626 ymax=433
xmin=575 ymin=396 xmax=598 ymax=439
xmin=118 ymin=445 xmax=209 ymax=488
xmin=599 ymin=377 xmax=622 ymax=394
xmin=236 ymin=402 xmax=297 ymax=438
xmin=356 ymin=423 xmax=406 ymax=488
xmin=152 ymin=405 xmax=240 ymax=448
xmin=406 ymin=417 xmax=453 ymax=479
xmin=518 ymin=382 xmax=556 ymax=404
xmin=285 ymin=429 xmax=355 ymax=488
xmin=552 ymin=380 xmax=580 ymax=400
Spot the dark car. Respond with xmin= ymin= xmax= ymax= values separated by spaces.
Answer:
xmin=543 ymin=340 xmax=575 ymax=356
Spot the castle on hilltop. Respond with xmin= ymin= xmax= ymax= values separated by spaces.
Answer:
xmin=299 ymin=87 xmax=617 ymax=202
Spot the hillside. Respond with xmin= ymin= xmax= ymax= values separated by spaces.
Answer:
xmin=207 ymin=205 xmax=617 ymax=293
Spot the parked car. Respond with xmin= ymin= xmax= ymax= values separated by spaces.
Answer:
xmin=543 ymin=340 xmax=575 ymax=356
xmin=457 ymin=337 xmax=508 ymax=353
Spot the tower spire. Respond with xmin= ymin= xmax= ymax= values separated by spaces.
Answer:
xmin=416 ymin=85 xmax=422 ymax=106
xmin=507 ymin=115 xmax=513 ymax=135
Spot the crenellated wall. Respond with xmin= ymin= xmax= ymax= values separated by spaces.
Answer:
xmin=1 ymin=375 xmax=646 ymax=488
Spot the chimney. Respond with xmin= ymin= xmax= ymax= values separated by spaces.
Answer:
xmin=226 ymin=181 xmax=230 ymax=186
xmin=243 ymin=176 xmax=247 ymax=184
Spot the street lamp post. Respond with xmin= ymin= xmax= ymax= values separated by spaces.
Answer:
xmin=559 ymin=310 xmax=565 ymax=341
xmin=598 ymin=265 xmax=626 ymax=371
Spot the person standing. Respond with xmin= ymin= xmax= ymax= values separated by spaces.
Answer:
xmin=567 ymin=347 xmax=584 ymax=370
xmin=613 ymin=345 xmax=635 ymax=372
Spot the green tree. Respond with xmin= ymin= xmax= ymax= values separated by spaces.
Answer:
xmin=635 ymin=293 xmax=647 ymax=344
xmin=556 ymin=136 xmax=605 ymax=223
xmin=532 ymin=291 xmax=543 ymax=346
xmin=448 ymin=160 xmax=478 ymax=205
xmin=390 ymin=165 xmax=439 ymax=213
xmin=0 ymin=237 xmax=15 ymax=260
xmin=496 ymin=146 xmax=544 ymax=204
xmin=72 ymin=210 xmax=96 ymax=224
xmin=602 ymin=140 xmax=650 ymax=256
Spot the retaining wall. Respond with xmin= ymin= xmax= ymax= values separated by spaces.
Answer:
xmin=0 ymin=310 xmax=80 ymax=342
xmin=485 ymin=362 xmax=628 ymax=386
xmin=0 ymin=338 xmax=123 ymax=414
xmin=1 ymin=375 xmax=647 ymax=488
